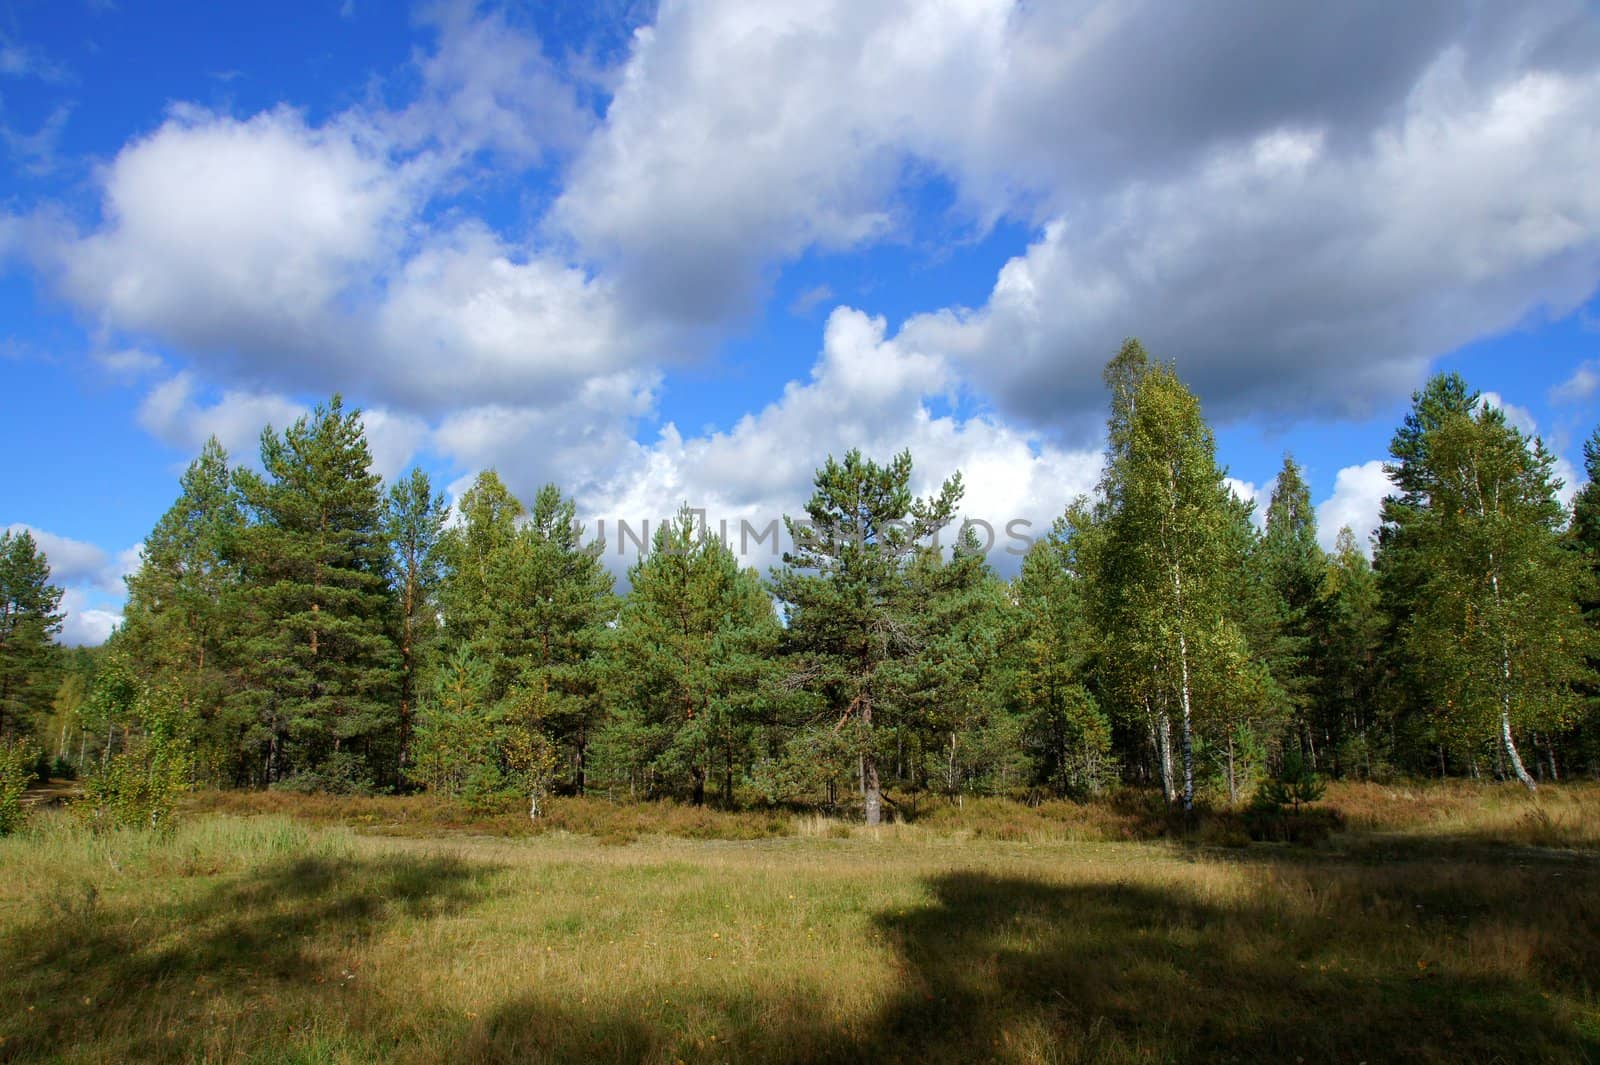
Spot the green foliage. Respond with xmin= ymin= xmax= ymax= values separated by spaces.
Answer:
xmin=385 ymin=467 xmax=448 ymax=776
xmin=409 ymin=647 xmax=499 ymax=797
xmin=1255 ymin=749 xmax=1326 ymax=813
xmin=1004 ymin=535 xmax=1115 ymax=796
xmin=605 ymin=505 xmax=778 ymax=804
xmin=0 ymin=528 xmax=65 ymax=737
xmin=1391 ymin=389 xmax=1595 ymax=788
xmin=770 ymin=448 xmax=963 ymax=823
xmin=1083 ymin=351 xmax=1265 ymax=810
xmin=0 ymin=735 xmax=39 ymax=835
xmin=230 ymin=396 xmax=400 ymax=787
xmin=78 ymin=656 xmax=194 ymax=830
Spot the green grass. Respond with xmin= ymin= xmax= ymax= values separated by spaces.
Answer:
xmin=2 ymin=785 xmax=1599 ymax=1062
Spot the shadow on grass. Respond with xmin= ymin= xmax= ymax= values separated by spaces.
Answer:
xmin=0 ymin=852 xmax=497 ymax=1063
xmin=467 ymin=867 xmax=1599 ymax=1064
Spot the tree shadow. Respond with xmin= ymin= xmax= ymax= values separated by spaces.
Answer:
xmin=466 ymin=866 xmax=1598 ymax=1063
xmin=0 ymin=851 xmax=497 ymax=1063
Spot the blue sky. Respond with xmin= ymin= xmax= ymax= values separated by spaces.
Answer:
xmin=3 ymin=0 xmax=1600 ymax=644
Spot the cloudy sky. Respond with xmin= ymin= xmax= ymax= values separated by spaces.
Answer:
xmin=3 ymin=0 xmax=1600 ymax=645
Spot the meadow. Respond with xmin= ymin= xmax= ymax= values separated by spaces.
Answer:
xmin=1 ymin=783 xmax=1598 ymax=1063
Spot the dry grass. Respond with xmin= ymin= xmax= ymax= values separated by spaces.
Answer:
xmin=1 ymin=784 xmax=1597 ymax=1062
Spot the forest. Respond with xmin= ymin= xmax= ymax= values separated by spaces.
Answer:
xmin=3 ymin=341 xmax=1598 ymax=829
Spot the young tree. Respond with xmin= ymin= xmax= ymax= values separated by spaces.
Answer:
xmin=119 ymin=437 xmax=244 ymax=780
xmin=1091 ymin=357 xmax=1253 ymax=811
xmin=229 ymin=396 xmax=399 ymax=787
xmin=485 ymin=485 xmax=616 ymax=793
xmin=1004 ymin=530 xmax=1114 ymax=797
xmin=771 ymin=449 xmax=962 ymax=825
xmin=1396 ymin=394 xmax=1594 ymax=790
xmin=905 ymin=528 xmax=1019 ymax=799
xmin=385 ymin=467 xmax=447 ymax=774
xmin=0 ymin=528 xmax=65 ymax=737
xmin=608 ymin=506 xmax=779 ymax=805
xmin=1318 ymin=527 xmax=1386 ymax=776
xmin=436 ymin=470 xmax=523 ymax=668
xmin=1258 ymin=455 xmax=1328 ymax=758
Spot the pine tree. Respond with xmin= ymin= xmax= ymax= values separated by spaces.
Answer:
xmin=486 ymin=485 xmax=616 ymax=793
xmin=1397 ymin=395 xmax=1594 ymax=789
xmin=1319 ymin=527 xmax=1386 ymax=776
xmin=1375 ymin=373 xmax=1479 ymax=772
xmin=385 ymin=467 xmax=447 ymax=775
xmin=119 ymin=437 xmax=245 ymax=782
xmin=436 ymin=470 xmax=524 ymax=674
xmin=607 ymin=505 xmax=778 ymax=805
xmin=901 ymin=528 xmax=1011 ymax=799
xmin=229 ymin=396 xmax=399 ymax=788
xmin=0 ymin=528 xmax=65 ymax=738
xmin=771 ymin=449 xmax=962 ymax=825
xmin=1004 ymin=528 xmax=1114 ymax=796
xmin=1258 ymin=455 xmax=1329 ymax=759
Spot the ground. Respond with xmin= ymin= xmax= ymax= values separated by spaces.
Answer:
xmin=1 ymin=784 xmax=1598 ymax=1063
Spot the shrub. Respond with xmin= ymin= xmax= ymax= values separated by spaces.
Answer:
xmin=1247 ymin=750 xmax=1336 ymax=843
xmin=81 ymin=735 xmax=192 ymax=832
xmin=49 ymin=755 xmax=77 ymax=781
xmin=0 ymin=737 xmax=40 ymax=836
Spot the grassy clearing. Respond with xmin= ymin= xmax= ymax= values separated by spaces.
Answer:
xmin=2 ymin=786 xmax=1598 ymax=1063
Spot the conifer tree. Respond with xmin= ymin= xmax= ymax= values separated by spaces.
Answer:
xmin=902 ymin=528 xmax=1011 ymax=799
xmin=1258 ymin=455 xmax=1329 ymax=758
xmin=1005 ymin=528 xmax=1114 ymax=796
xmin=0 ymin=528 xmax=64 ymax=737
xmin=119 ymin=437 xmax=244 ymax=780
xmin=1319 ymin=526 xmax=1386 ymax=775
xmin=230 ymin=396 xmax=399 ymax=787
xmin=486 ymin=485 xmax=616 ymax=793
xmin=607 ymin=506 xmax=778 ymax=805
xmin=772 ymin=449 xmax=962 ymax=825
xmin=1375 ymin=373 xmax=1479 ymax=770
xmin=385 ymin=467 xmax=447 ymax=773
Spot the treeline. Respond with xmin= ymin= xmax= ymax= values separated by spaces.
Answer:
xmin=4 ymin=343 xmax=1600 ymax=823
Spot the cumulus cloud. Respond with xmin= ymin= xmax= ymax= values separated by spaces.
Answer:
xmin=1315 ymin=461 xmax=1394 ymax=553
xmin=136 ymin=373 xmax=427 ymax=480
xmin=555 ymin=0 xmax=1600 ymax=434
xmin=1552 ymin=359 xmax=1600 ymax=403
xmin=437 ymin=308 xmax=1103 ymax=574
xmin=3 ymin=524 xmax=142 ymax=646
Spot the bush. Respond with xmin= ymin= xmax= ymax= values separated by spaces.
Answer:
xmin=49 ymin=755 xmax=77 ymax=781
xmin=81 ymin=735 xmax=192 ymax=832
xmin=0 ymin=737 xmax=40 ymax=836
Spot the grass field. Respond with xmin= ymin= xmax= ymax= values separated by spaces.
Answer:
xmin=2 ymin=784 xmax=1598 ymax=1063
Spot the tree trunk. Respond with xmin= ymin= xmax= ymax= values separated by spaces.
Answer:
xmin=1177 ymin=630 xmax=1195 ymax=812
xmin=1226 ymin=736 xmax=1237 ymax=807
xmin=691 ymin=765 xmax=706 ymax=807
xmin=862 ymin=693 xmax=881 ymax=826
xmin=1500 ymin=706 xmax=1536 ymax=792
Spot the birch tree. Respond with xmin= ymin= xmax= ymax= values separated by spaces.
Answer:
xmin=1398 ymin=395 xmax=1593 ymax=790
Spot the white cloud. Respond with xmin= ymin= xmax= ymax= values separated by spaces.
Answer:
xmin=448 ymin=305 xmax=1100 ymax=569
xmin=59 ymin=588 xmax=120 ymax=647
xmin=1552 ymin=359 xmax=1600 ymax=404
xmin=1225 ymin=477 xmax=1275 ymax=531
xmin=1315 ymin=461 xmax=1395 ymax=553
xmin=136 ymin=373 xmax=426 ymax=480
xmin=902 ymin=61 xmax=1600 ymax=429
xmin=1478 ymin=391 xmax=1540 ymax=437
xmin=3 ymin=525 xmax=142 ymax=647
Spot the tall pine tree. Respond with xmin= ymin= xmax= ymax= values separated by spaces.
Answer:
xmin=0 ymin=529 xmax=64 ymax=737
xmin=230 ymin=396 xmax=399 ymax=788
